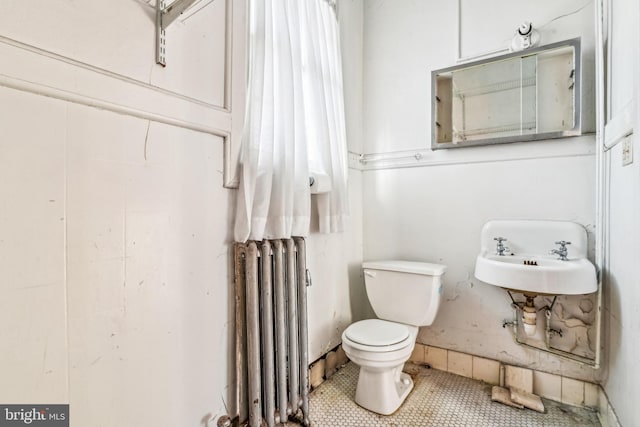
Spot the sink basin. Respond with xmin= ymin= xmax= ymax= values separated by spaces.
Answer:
xmin=475 ymin=253 xmax=596 ymax=295
xmin=474 ymin=220 xmax=597 ymax=295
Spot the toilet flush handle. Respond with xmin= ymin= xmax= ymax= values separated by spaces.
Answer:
xmin=364 ymin=270 xmax=376 ymax=278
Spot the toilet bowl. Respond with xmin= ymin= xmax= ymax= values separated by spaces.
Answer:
xmin=342 ymin=319 xmax=418 ymax=415
xmin=341 ymin=260 xmax=446 ymax=415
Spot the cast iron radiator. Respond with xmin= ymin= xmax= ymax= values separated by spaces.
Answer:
xmin=234 ymin=238 xmax=310 ymax=427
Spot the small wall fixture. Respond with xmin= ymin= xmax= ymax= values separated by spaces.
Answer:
xmin=509 ymin=21 xmax=540 ymax=52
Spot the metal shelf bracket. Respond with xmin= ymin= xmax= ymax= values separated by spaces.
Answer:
xmin=155 ymin=0 xmax=200 ymax=66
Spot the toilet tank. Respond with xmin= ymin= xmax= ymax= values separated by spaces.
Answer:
xmin=363 ymin=260 xmax=446 ymax=327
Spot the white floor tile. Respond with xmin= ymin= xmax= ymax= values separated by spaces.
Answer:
xmin=290 ymin=362 xmax=600 ymax=426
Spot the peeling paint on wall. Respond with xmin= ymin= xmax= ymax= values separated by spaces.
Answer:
xmin=550 ymin=294 xmax=598 ymax=358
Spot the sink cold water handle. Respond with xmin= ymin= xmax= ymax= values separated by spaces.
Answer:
xmin=494 ymin=237 xmax=510 ymax=256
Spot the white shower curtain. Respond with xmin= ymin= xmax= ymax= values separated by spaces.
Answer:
xmin=234 ymin=0 xmax=349 ymax=242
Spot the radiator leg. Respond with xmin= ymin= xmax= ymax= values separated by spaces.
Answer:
xmin=294 ymin=237 xmax=310 ymax=426
xmin=286 ymin=238 xmax=300 ymax=415
xmin=261 ymin=241 xmax=276 ymax=427
xmin=273 ymin=240 xmax=289 ymax=423
xmin=245 ymin=242 xmax=263 ymax=427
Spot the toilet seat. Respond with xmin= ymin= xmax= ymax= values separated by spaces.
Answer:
xmin=344 ymin=319 xmax=411 ymax=352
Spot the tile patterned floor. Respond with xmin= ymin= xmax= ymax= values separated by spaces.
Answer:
xmin=295 ymin=362 xmax=600 ymax=427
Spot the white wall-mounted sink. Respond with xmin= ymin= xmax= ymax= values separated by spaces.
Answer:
xmin=474 ymin=220 xmax=597 ymax=295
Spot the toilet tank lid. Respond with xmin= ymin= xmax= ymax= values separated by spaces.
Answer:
xmin=363 ymin=260 xmax=446 ymax=276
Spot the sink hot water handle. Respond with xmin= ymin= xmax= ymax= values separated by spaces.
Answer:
xmin=550 ymin=241 xmax=571 ymax=261
xmin=494 ymin=237 xmax=510 ymax=256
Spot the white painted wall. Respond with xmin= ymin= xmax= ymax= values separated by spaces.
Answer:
xmin=0 ymin=3 xmax=238 ymax=424
xmin=361 ymin=0 xmax=600 ymax=382
xmin=0 ymin=87 xmax=233 ymax=426
xmin=0 ymin=1 xmax=364 ymax=425
xmin=601 ymin=0 xmax=640 ymax=424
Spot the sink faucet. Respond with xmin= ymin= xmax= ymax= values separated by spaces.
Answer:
xmin=494 ymin=237 xmax=509 ymax=256
xmin=550 ymin=241 xmax=571 ymax=260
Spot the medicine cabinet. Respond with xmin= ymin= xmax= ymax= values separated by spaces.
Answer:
xmin=431 ymin=38 xmax=581 ymax=149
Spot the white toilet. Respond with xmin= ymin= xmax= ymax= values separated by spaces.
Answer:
xmin=341 ymin=260 xmax=446 ymax=415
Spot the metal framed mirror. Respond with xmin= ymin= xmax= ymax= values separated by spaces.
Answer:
xmin=432 ymin=38 xmax=581 ymax=149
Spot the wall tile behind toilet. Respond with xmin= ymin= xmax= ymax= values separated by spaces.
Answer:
xmin=505 ymin=366 xmax=533 ymax=393
xmin=561 ymin=377 xmax=585 ymax=406
xmin=447 ymin=351 xmax=472 ymax=378
xmin=533 ymin=370 xmax=562 ymax=402
xmin=410 ymin=344 xmax=425 ymax=364
xmin=472 ymin=356 xmax=500 ymax=385
xmin=424 ymin=346 xmax=448 ymax=371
